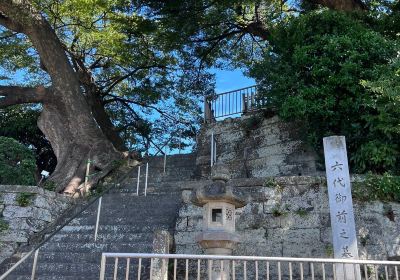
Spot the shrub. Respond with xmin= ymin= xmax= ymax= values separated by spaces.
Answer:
xmin=251 ymin=10 xmax=400 ymax=174
xmin=0 ymin=136 xmax=36 ymax=185
xmin=352 ymin=172 xmax=400 ymax=202
xmin=16 ymin=192 xmax=35 ymax=207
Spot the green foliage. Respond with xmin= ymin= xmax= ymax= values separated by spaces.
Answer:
xmin=295 ymin=208 xmax=308 ymax=217
xmin=325 ymin=245 xmax=334 ymax=257
xmin=0 ymin=137 xmax=36 ymax=185
xmin=42 ymin=180 xmax=56 ymax=192
xmin=264 ymin=178 xmax=284 ymax=192
xmin=271 ymin=207 xmax=284 ymax=217
xmin=16 ymin=192 xmax=35 ymax=207
xmin=271 ymin=204 xmax=288 ymax=217
xmin=0 ymin=218 xmax=9 ymax=232
xmin=352 ymin=173 xmax=400 ymax=202
xmin=251 ymin=10 xmax=400 ymax=174
xmin=41 ymin=0 xmax=212 ymax=152
xmin=1 ymin=0 xmax=214 ymax=155
xmin=0 ymin=105 xmax=56 ymax=173
xmin=86 ymin=183 xmax=110 ymax=200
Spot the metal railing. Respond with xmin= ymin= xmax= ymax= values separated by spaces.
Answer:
xmin=204 ymin=85 xmax=264 ymax=122
xmin=99 ymin=252 xmax=400 ymax=280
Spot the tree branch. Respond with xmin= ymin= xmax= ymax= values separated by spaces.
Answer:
xmin=0 ymin=30 xmax=18 ymax=40
xmin=103 ymin=64 xmax=167 ymax=94
xmin=0 ymin=85 xmax=47 ymax=107
xmin=0 ymin=12 xmax=23 ymax=33
xmin=103 ymin=95 xmax=192 ymax=125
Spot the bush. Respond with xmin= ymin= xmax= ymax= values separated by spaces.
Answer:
xmin=0 ymin=136 xmax=36 ymax=185
xmin=353 ymin=172 xmax=400 ymax=202
xmin=16 ymin=192 xmax=35 ymax=207
xmin=251 ymin=10 xmax=400 ymax=174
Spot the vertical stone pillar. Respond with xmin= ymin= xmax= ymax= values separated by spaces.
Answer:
xmin=151 ymin=230 xmax=172 ymax=280
xmin=204 ymin=96 xmax=213 ymax=123
xmin=323 ymin=136 xmax=361 ymax=280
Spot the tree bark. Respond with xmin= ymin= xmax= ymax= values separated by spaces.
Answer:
xmin=86 ymin=88 xmax=128 ymax=152
xmin=71 ymin=58 xmax=128 ymax=152
xmin=0 ymin=0 xmax=121 ymax=194
xmin=0 ymin=86 xmax=46 ymax=106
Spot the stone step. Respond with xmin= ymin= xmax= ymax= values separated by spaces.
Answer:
xmin=58 ymin=224 xmax=170 ymax=234
xmin=143 ymin=153 xmax=196 ymax=165
xmin=5 ymin=248 xmax=153 ymax=279
xmin=97 ymin=196 xmax=182 ymax=209
xmin=11 ymin=261 xmax=152 ymax=280
xmin=46 ymin=232 xmax=153 ymax=244
xmin=69 ymin=212 xmax=177 ymax=226
xmin=123 ymin=168 xmax=196 ymax=181
xmin=78 ymin=203 xmax=180 ymax=216
xmin=109 ymin=187 xmax=184 ymax=196
xmin=1 ymin=159 xmax=185 ymax=279
xmin=39 ymin=242 xmax=153 ymax=253
xmin=31 ymin=252 xmax=101 ymax=264
xmin=97 ymin=192 xmax=182 ymax=202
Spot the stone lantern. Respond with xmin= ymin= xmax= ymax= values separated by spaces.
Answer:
xmin=191 ymin=166 xmax=247 ymax=279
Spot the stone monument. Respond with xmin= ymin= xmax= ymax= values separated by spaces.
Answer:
xmin=191 ymin=164 xmax=247 ymax=279
xmin=323 ymin=136 xmax=361 ymax=280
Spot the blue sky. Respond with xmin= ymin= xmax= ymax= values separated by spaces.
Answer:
xmin=211 ymin=68 xmax=256 ymax=93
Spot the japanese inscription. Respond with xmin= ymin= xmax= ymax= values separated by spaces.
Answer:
xmin=336 ymin=210 xmax=348 ymax=223
xmin=323 ymin=136 xmax=361 ymax=280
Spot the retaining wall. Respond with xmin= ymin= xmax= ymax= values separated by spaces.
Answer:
xmin=196 ymin=115 xmax=319 ymax=179
xmin=175 ymin=176 xmax=400 ymax=261
xmin=0 ymin=185 xmax=71 ymax=263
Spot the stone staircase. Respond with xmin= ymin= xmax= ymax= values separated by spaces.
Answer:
xmin=1 ymin=153 xmax=198 ymax=280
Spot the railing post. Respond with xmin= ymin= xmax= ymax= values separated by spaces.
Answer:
xmin=178 ymin=129 xmax=182 ymax=154
xmin=99 ymin=254 xmax=106 ymax=280
xmin=97 ymin=253 xmax=400 ymax=280
xmin=30 ymin=249 xmax=39 ymax=280
xmin=163 ymin=153 xmax=167 ymax=174
xmin=214 ymin=135 xmax=216 ymax=165
xmin=211 ymin=132 xmax=214 ymax=167
xmin=136 ymin=165 xmax=141 ymax=196
xmin=94 ymin=196 xmax=102 ymax=241
xmin=144 ymin=163 xmax=148 ymax=196
xmin=83 ymin=158 xmax=91 ymax=194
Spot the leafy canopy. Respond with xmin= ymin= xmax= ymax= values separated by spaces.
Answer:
xmin=251 ymin=10 xmax=400 ymax=173
xmin=1 ymin=0 xmax=215 ymax=154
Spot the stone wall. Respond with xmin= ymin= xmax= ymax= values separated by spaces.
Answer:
xmin=0 ymin=185 xmax=71 ymax=263
xmin=175 ymin=176 xmax=400 ymax=261
xmin=196 ymin=115 xmax=319 ymax=179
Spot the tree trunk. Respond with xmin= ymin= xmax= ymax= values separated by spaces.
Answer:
xmin=72 ymin=59 xmax=128 ymax=152
xmin=0 ymin=0 xmax=122 ymax=194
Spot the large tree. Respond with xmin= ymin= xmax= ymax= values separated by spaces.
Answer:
xmin=0 ymin=0 xmax=211 ymax=193
xmin=0 ymin=0 xmax=395 ymax=193
xmin=0 ymin=0 xmax=122 ymax=194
